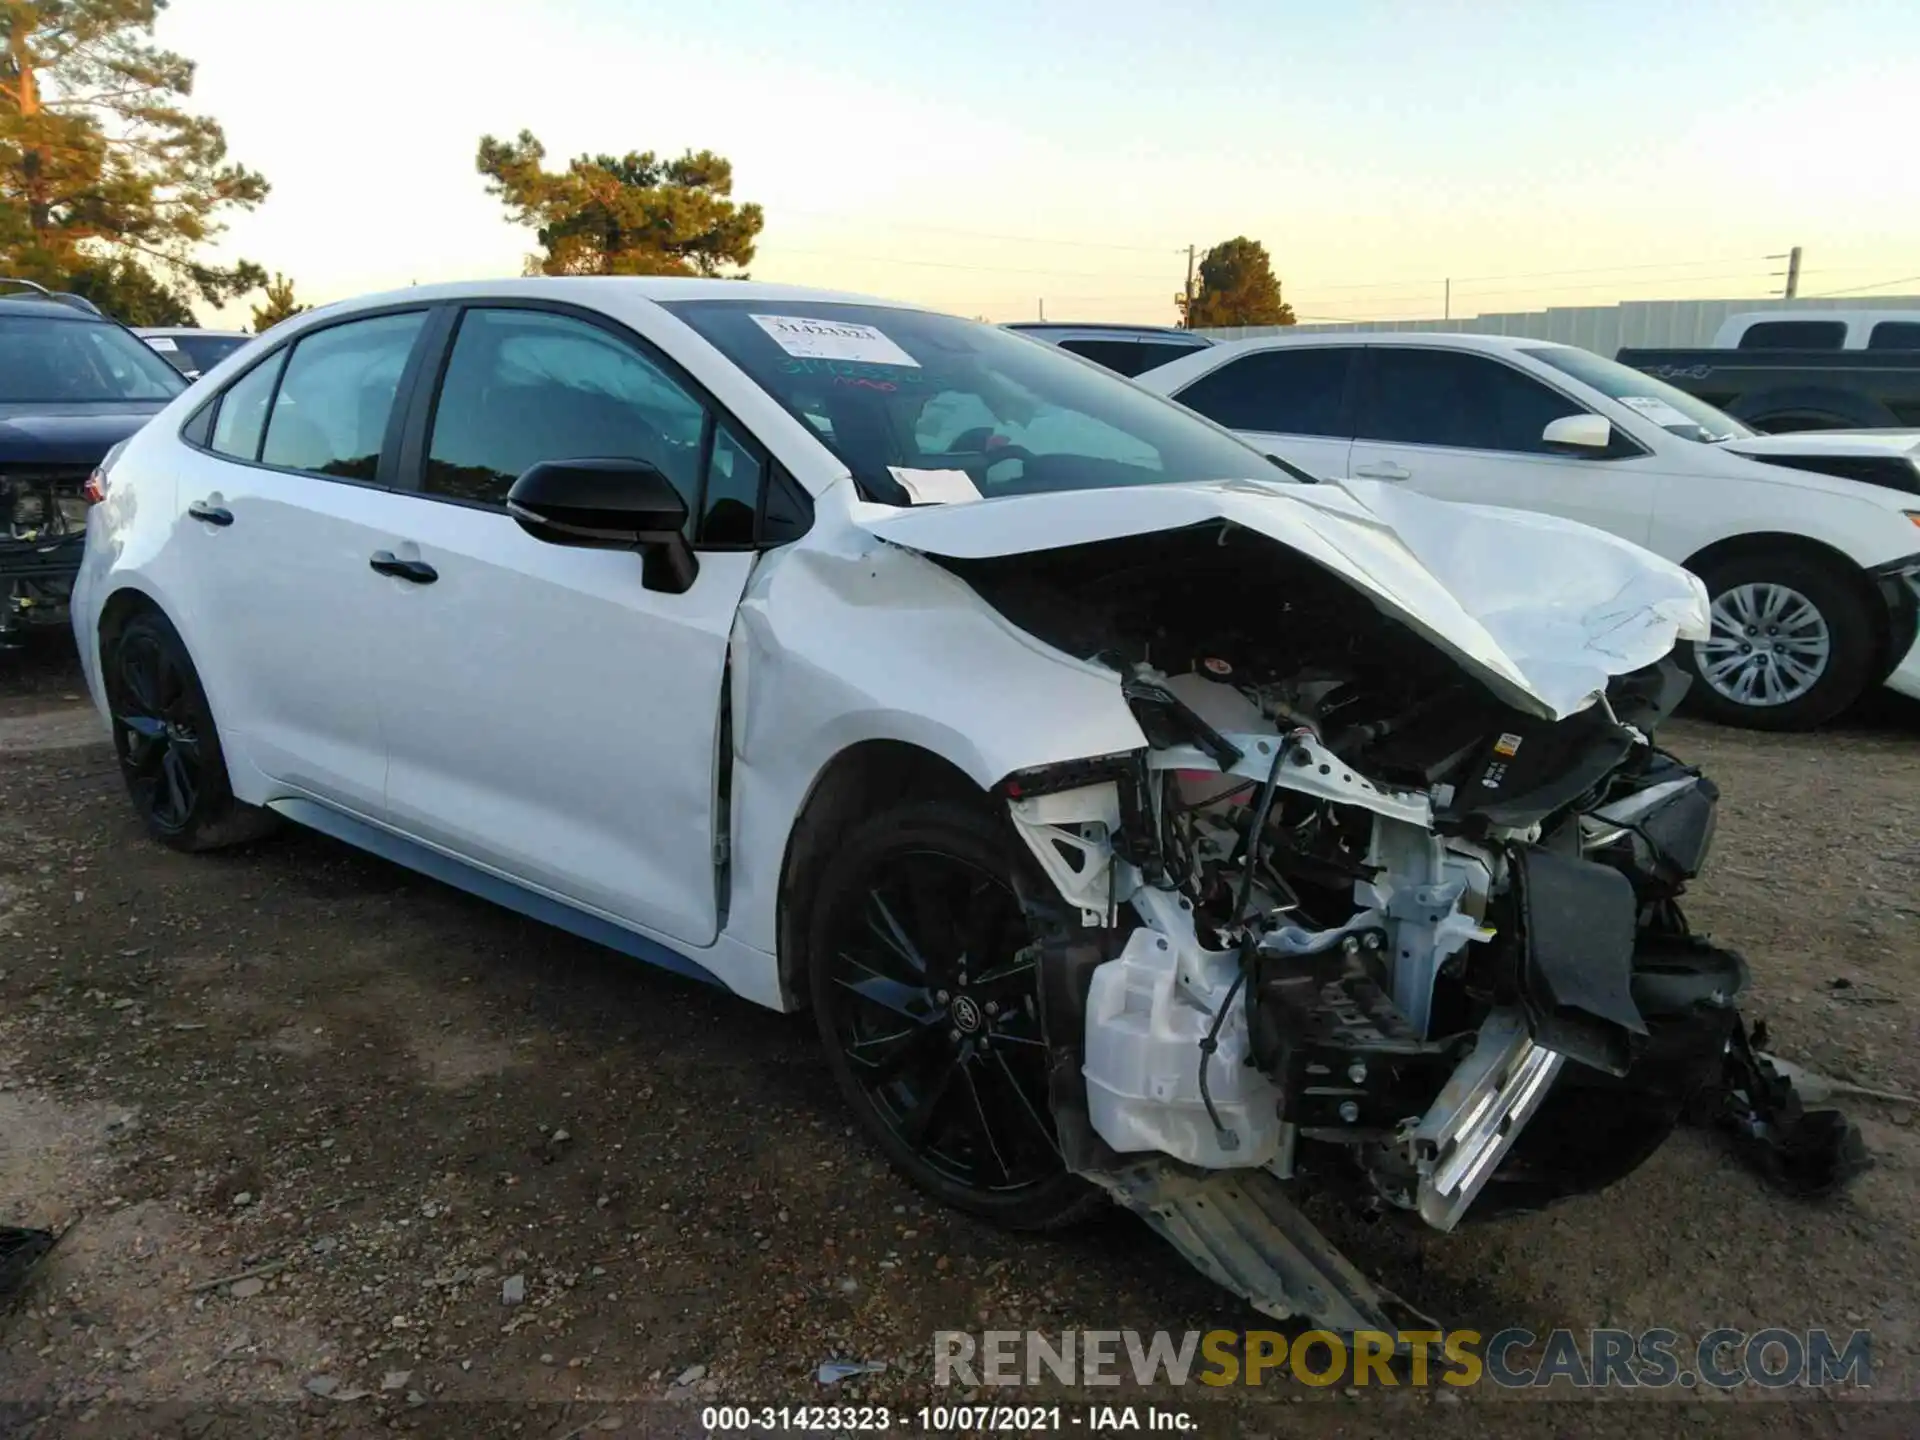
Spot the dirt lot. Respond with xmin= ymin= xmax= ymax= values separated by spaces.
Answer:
xmin=2 ymin=634 xmax=1918 ymax=1438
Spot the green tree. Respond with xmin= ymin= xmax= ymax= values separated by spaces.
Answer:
xmin=476 ymin=130 xmax=762 ymax=277
xmin=249 ymin=270 xmax=304 ymax=332
xmin=63 ymin=253 xmax=192 ymax=323
xmin=0 ymin=0 xmax=269 ymax=310
xmin=1183 ymin=237 xmax=1295 ymax=328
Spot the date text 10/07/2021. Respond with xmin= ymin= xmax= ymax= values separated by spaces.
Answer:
xmin=699 ymin=1405 xmax=1197 ymax=1432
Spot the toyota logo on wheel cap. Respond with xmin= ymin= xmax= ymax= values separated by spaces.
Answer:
xmin=950 ymin=995 xmax=983 ymax=1033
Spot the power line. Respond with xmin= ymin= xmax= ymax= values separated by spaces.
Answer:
xmin=765 ymin=244 xmax=1173 ymax=281
xmin=1811 ymin=273 xmax=1920 ymax=297
xmin=773 ymin=210 xmax=1184 ymax=254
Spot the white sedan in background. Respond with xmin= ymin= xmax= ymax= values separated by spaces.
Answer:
xmin=73 ymin=278 xmax=1770 ymax=1332
xmin=1139 ymin=332 xmax=1920 ymax=730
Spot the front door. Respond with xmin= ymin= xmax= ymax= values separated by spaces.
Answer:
xmin=1347 ymin=345 xmax=1658 ymax=544
xmin=370 ymin=305 xmax=760 ymax=946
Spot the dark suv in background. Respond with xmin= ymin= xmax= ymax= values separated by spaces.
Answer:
xmin=1003 ymin=322 xmax=1211 ymax=377
xmin=1 ymin=280 xmax=185 ymax=650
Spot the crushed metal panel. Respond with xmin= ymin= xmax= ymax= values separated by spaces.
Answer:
xmin=1087 ymin=1158 xmax=1426 ymax=1334
xmin=851 ymin=476 xmax=1708 ymax=720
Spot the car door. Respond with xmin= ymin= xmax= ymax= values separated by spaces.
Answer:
xmin=1347 ymin=346 xmax=1658 ymax=543
xmin=1163 ymin=346 xmax=1357 ymax=479
xmin=369 ymin=303 xmax=777 ymax=947
xmin=169 ymin=308 xmax=434 ymax=817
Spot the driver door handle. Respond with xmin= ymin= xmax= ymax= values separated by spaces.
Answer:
xmin=1352 ymin=461 xmax=1412 ymax=481
xmin=369 ymin=551 xmax=438 ymax=585
xmin=187 ymin=501 xmax=234 ymax=526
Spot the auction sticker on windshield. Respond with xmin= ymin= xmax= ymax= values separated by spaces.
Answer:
xmin=751 ymin=314 xmax=919 ymax=367
xmin=1618 ymin=395 xmax=1699 ymax=429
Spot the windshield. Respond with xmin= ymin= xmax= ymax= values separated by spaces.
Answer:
xmin=0 ymin=315 xmax=187 ymax=403
xmin=1523 ymin=346 xmax=1753 ymax=443
xmin=662 ymin=299 xmax=1278 ymax=503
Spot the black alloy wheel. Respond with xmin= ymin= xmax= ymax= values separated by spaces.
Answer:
xmin=104 ymin=609 xmax=276 ymax=851
xmin=810 ymin=800 xmax=1099 ymax=1229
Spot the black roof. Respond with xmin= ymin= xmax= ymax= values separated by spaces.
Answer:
xmin=1003 ymin=322 xmax=1206 ymax=340
xmin=0 ymin=295 xmax=104 ymax=323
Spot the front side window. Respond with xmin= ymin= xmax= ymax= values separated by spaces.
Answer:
xmin=701 ymin=421 xmax=764 ymax=545
xmin=1175 ymin=348 xmax=1355 ymax=437
xmin=259 ymin=312 xmax=426 ymax=479
xmin=424 ymin=308 xmax=706 ymax=511
xmin=1359 ymin=348 xmax=1584 ymax=454
xmin=662 ymin=299 xmax=1275 ymax=503
xmin=0 ymin=315 xmax=185 ymax=403
xmin=1868 ymin=322 xmax=1920 ymax=351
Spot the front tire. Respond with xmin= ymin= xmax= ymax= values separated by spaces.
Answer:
xmin=1682 ymin=553 xmax=1874 ymax=731
xmin=103 ymin=609 xmax=278 ymax=851
xmin=808 ymin=799 xmax=1099 ymax=1231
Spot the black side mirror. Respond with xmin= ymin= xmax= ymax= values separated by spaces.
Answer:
xmin=506 ymin=458 xmax=698 ymax=593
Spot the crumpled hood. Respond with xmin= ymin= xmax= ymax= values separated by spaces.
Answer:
xmin=851 ymin=477 xmax=1710 ymax=720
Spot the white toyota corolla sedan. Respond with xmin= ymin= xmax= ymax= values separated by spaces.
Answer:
xmin=73 ymin=278 xmax=1778 ymax=1328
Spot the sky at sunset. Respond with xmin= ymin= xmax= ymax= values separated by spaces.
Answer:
xmin=159 ymin=0 xmax=1919 ymax=327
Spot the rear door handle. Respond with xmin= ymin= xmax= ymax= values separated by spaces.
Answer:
xmin=369 ymin=551 xmax=438 ymax=585
xmin=1352 ymin=462 xmax=1412 ymax=481
xmin=187 ymin=501 xmax=234 ymax=526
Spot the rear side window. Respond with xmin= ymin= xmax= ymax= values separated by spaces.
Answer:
xmin=424 ymin=308 xmax=707 ymax=512
xmin=209 ymin=351 xmax=287 ymax=461
xmin=1175 ymin=348 xmax=1355 ymax=436
xmin=259 ymin=312 xmax=426 ymax=479
xmin=1867 ymin=322 xmax=1920 ymax=350
xmin=1134 ymin=340 xmax=1206 ymax=374
xmin=1056 ymin=338 xmax=1144 ymax=375
xmin=1737 ymin=320 xmax=1846 ymax=350
xmin=1358 ymin=348 xmax=1583 ymax=453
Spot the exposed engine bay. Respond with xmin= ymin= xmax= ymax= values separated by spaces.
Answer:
xmin=948 ymin=523 xmax=1867 ymax=1331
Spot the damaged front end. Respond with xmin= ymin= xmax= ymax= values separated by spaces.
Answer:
xmin=931 ymin=514 xmax=1863 ymax=1331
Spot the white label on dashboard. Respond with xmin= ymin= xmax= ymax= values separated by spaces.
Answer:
xmin=888 ymin=467 xmax=982 ymax=505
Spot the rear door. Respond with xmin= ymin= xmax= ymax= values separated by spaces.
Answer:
xmin=366 ymin=302 xmax=794 ymax=946
xmin=1163 ymin=346 xmax=1357 ymax=479
xmin=1348 ymin=345 xmax=1659 ymax=543
xmin=169 ymin=308 xmax=436 ymax=816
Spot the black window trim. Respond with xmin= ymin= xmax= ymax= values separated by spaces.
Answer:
xmin=395 ymin=295 xmax=810 ymax=552
xmin=1171 ymin=343 xmax=1365 ymax=440
xmin=177 ymin=301 xmax=442 ymax=492
xmin=1353 ymin=343 xmax=1651 ymax=461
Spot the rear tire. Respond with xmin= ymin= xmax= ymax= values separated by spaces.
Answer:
xmin=103 ymin=609 xmax=279 ymax=851
xmin=808 ymin=799 xmax=1101 ymax=1231
xmin=1681 ymin=553 xmax=1874 ymax=731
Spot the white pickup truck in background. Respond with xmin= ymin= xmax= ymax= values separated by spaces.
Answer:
xmin=1137 ymin=331 xmax=1920 ymax=731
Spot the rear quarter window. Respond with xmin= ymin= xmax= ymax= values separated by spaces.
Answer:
xmin=1867 ymin=322 xmax=1920 ymax=351
xmin=1737 ymin=321 xmax=1847 ymax=350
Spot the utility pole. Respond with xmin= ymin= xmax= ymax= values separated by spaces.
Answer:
xmin=1038 ymin=298 xmax=1045 ymax=321
xmin=1444 ymin=278 xmax=1451 ymax=321
xmin=1768 ymin=246 xmax=1803 ymax=300
xmin=1183 ymin=244 xmax=1197 ymax=328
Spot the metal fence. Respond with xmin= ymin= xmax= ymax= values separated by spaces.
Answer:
xmin=1198 ymin=294 xmax=1920 ymax=355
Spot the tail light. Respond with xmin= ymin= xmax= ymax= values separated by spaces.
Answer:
xmin=83 ymin=439 xmax=129 ymax=505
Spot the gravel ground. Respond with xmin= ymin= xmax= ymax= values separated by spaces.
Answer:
xmin=2 ymin=634 xmax=1917 ymax=1439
